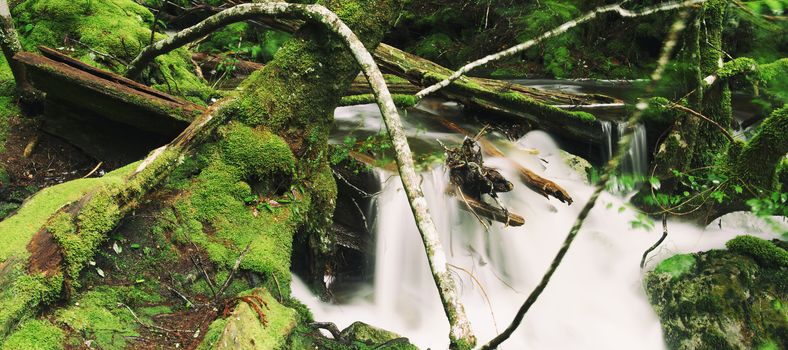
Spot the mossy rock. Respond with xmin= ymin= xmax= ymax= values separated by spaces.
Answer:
xmin=726 ymin=235 xmax=788 ymax=268
xmin=339 ymin=321 xmax=416 ymax=349
xmin=645 ymin=239 xmax=788 ymax=350
xmin=210 ymin=289 xmax=297 ymax=350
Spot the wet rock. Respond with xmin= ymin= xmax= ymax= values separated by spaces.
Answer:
xmin=645 ymin=237 xmax=787 ymax=350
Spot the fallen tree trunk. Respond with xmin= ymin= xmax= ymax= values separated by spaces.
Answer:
xmin=373 ymin=43 xmax=617 ymax=146
xmin=191 ymin=51 xmax=421 ymax=96
xmin=453 ymin=187 xmax=525 ymax=227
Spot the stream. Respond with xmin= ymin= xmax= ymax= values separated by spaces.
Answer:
xmin=290 ymin=81 xmax=781 ymax=349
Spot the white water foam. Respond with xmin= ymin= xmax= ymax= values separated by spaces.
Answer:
xmin=293 ymin=130 xmax=783 ymax=349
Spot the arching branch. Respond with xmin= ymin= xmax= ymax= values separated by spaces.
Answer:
xmin=415 ymin=0 xmax=706 ymax=100
xmin=126 ymin=2 xmax=475 ymax=347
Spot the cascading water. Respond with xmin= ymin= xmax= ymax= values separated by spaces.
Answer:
xmin=600 ymin=120 xmax=614 ymax=161
xmin=293 ymin=128 xmax=782 ymax=349
xmin=618 ymin=122 xmax=648 ymax=177
xmin=599 ymin=120 xmax=648 ymax=178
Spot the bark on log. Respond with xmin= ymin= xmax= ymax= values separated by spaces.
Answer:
xmin=453 ymin=187 xmax=525 ymax=227
xmin=15 ymin=47 xmax=204 ymax=136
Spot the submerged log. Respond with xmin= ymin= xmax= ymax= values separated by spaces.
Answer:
xmin=429 ymin=111 xmax=573 ymax=204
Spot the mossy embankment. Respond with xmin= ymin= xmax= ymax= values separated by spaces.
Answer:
xmin=646 ymin=235 xmax=787 ymax=350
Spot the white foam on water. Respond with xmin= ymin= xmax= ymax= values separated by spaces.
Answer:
xmin=292 ymin=129 xmax=783 ymax=350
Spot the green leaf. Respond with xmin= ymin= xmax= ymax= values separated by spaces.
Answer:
xmin=649 ymin=177 xmax=661 ymax=190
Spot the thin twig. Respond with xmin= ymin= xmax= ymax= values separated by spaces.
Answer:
xmin=668 ymin=102 xmax=735 ymax=142
xmin=81 ymin=162 xmax=103 ymax=178
xmin=447 ymin=263 xmax=498 ymax=333
xmin=310 ymin=322 xmax=343 ymax=340
xmin=640 ymin=214 xmax=669 ymax=268
xmin=212 ymin=243 xmax=251 ymax=305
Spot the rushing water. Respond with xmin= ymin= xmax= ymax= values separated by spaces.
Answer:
xmin=291 ymin=86 xmax=782 ymax=349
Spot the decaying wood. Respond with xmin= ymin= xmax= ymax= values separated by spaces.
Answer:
xmin=430 ymin=112 xmax=573 ymax=204
xmin=26 ymin=98 xmax=230 ymax=278
xmin=452 ymin=187 xmax=524 ymax=227
xmin=125 ymin=3 xmax=476 ymax=345
xmin=15 ymin=47 xmax=204 ymax=136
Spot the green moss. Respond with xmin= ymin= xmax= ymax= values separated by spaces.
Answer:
xmin=758 ymin=58 xmax=788 ymax=104
xmin=0 ymin=272 xmax=63 ymax=340
xmin=1 ymin=319 xmax=64 ymax=350
xmin=646 ymin=248 xmax=786 ymax=350
xmin=211 ymin=289 xmax=297 ymax=350
xmin=55 ymin=286 xmax=160 ymax=350
xmin=726 ymin=235 xmax=788 ymax=268
xmin=196 ymin=318 xmax=228 ymax=350
xmin=13 ymin=0 xmax=215 ymax=102
xmin=219 ymin=123 xmax=295 ymax=180
xmin=717 ymin=57 xmax=758 ymax=79
xmin=570 ymin=111 xmax=596 ymax=122
xmin=653 ymin=254 xmax=696 ymax=280
xmin=0 ymin=162 xmax=136 ymax=265
xmin=339 ymin=94 xmax=417 ymax=107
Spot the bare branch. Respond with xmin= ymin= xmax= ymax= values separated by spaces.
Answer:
xmin=125 ymin=2 xmax=475 ymax=346
xmin=481 ymin=13 xmax=691 ymax=349
xmin=0 ymin=0 xmax=35 ymax=95
xmin=415 ymin=0 xmax=706 ymax=100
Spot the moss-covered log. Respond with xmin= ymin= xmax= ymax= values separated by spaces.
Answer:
xmin=14 ymin=47 xmax=203 ymax=136
xmin=373 ymin=43 xmax=616 ymax=146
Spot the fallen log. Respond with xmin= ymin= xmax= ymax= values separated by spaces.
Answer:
xmin=373 ymin=44 xmax=618 ymax=147
xmin=191 ymin=51 xmax=421 ymax=96
xmin=16 ymin=47 xmax=203 ymax=136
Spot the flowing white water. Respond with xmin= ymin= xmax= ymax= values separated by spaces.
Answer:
xmin=297 ymin=110 xmax=783 ymax=349
xmin=618 ymin=122 xmax=649 ymax=177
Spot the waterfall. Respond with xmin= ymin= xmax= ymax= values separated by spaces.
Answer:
xmin=618 ymin=122 xmax=648 ymax=177
xmin=600 ymin=120 xmax=613 ymax=161
xmin=292 ymin=129 xmax=782 ymax=350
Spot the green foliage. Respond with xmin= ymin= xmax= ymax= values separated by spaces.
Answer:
xmin=726 ymin=235 xmax=788 ymax=268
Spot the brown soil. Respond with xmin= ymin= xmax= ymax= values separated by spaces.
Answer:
xmin=1 ymin=116 xmax=108 ymax=189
